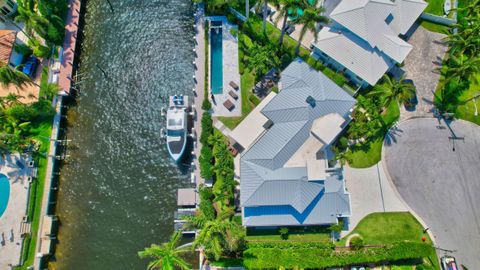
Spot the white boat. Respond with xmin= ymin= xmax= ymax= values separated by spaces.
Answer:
xmin=166 ymin=95 xmax=188 ymax=162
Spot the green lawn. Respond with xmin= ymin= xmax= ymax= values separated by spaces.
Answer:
xmin=15 ymin=118 xmax=53 ymax=269
xmin=217 ymin=69 xmax=257 ymax=130
xmin=424 ymin=0 xmax=446 ymax=16
xmin=339 ymin=212 xmax=440 ymax=269
xmin=345 ymin=101 xmax=400 ymax=168
xmin=246 ymin=227 xmax=331 ymax=243
xmin=420 ymin=20 xmax=451 ymax=34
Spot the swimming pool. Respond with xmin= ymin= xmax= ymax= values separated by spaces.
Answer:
xmin=0 ymin=174 xmax=10 ymax=218
xmin=210 ymin=21 xmax=223 ymax=94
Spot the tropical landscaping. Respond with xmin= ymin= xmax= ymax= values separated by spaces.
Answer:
xmin=435 ymin=0 xmax=480 ymax=125
xmin=136 ymin=0 xmax=447 ymax=269
xmin=0 ymin=0 xmax=69 ymax=268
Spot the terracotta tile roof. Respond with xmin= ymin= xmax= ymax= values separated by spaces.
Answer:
xmin=0 ymin=30 xmax=17 ymax=65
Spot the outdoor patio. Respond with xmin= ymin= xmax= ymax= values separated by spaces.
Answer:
xmin=0 ymin=153 xmax=33 ymax=268
xmin=209 ymin=19 xmax=242 ymax=117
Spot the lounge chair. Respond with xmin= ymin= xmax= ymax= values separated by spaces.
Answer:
xmin=228 ymin=90 xmax=238 ymax=100
xmin=229 ymin=81 xmax=239 ymax=90
xmin=223 ymin=99 xmax=235 ymax=111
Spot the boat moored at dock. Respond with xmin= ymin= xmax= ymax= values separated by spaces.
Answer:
xmin=163 ymin=95 xmax=191 ymax=163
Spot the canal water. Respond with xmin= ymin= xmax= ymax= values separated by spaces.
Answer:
xmin=50 ymin=0 xmax=195 ymax=269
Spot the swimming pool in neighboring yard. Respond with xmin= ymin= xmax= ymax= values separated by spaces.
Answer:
xmin=210 ymin=20 xmax=223 ymax=94
xmin=0 ymin=174 xmax=10 ymax=218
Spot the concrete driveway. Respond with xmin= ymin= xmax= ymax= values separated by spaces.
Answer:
xmin=342 ymin=162 xmax=408 ymax=237
xmin=384 ymin=118 xmax=480 ymax=268
xmin=401 ymin=26 xmax=448 ymax=120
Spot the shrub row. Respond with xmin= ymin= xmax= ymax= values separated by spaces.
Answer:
xmin=247 ymin=241 xmax=335 ymax=249
xmin=243 ymin=242 xmax=433 ymax=269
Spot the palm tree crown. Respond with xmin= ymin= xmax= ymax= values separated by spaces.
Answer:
xmin=291 ymin=0 xmax=329 ymax=54
xmin=369 ymin=75 xmax=415 ymax=108
xmin=138 ymin=231 xmax=191 ymax=270
xmin=274 ymin=0 xmax=308 ymax=46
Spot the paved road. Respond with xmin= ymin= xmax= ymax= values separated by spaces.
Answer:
xmin=384 ymin=118 xmax=480 ymax=268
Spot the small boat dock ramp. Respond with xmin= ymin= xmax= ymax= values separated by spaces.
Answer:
xmin=174 ymin=188 xmax=197 ymax=235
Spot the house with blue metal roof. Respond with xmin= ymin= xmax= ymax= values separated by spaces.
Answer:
xmin=239 ymin=58 xmax=356 ymax=227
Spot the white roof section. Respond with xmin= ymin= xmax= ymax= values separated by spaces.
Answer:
xmin=315 ymin=0 xmax=426 ymax=85
xmin=307 ymin=159 xmax=327 ymax=180
xmin=177 ymin=188 xmax=197 ymax=206
xmin=311 ymin=113 xmax=346 ymax=145
xmin=315 ymin=27 xmax=395 ymax=85
xmin=229 ymin=92 xmax=276 ymax=150
xmin=391 ymin=0 xmax=429 ymax=35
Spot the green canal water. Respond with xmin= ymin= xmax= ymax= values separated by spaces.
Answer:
xmin=51 ymin=0 xmax=196 ymax=269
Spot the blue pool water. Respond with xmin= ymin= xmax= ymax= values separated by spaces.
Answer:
xmin=210 ymin=23 xmax=223 ymax=94
xmin=0 ymin=174 xmax=10 ymax=218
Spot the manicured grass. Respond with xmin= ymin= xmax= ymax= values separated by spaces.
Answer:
xmin=420 ymin=20 xmax=451 ymax=34
xmin=217 ymin=68 xmax=256 ymax=130
xmin=246 ymin=227 xmax=331 ymax=243
xmin=339 ymin=212 xmax=440 ymax=269
xmin=16 ymin=118 xmax=53 ymax=269
xmin=344 ymin=137 xmax=384 ymax=168
xmin=424 ymin=0 xmax=446 ymax=16
xmin=455 ymin=73 xmax=480 ymax=125
xmin=210 ymin=258 xmax=244 ymax=267
xmin=345 ymin=101 xmax=399 ymax=168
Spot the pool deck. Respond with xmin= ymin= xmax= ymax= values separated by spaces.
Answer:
xmin=0 ymin=154 xmax=30 ymax=268
xmin=208 ymin=19 xmax=242 ymax=117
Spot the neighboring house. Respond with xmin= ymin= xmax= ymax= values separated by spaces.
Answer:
xmin=238 ymin=59 xmax=356 ymax=227
xmin=0 ymin=0 xmax=16 ymax=21
xmin=312 ymin=0 xmax=427 ymax=87
xmin=0 ymin=29 xmax=22 ymax=67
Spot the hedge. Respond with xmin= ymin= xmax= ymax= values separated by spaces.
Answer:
xmin=247 ymin=241 xmax=334 ymax=249
xmin=243 ymin=242 xmax=433 ymax=269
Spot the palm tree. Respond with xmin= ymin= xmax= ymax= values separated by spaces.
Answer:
xmin=246 ymin=43 xmax=280 ymax=79
xmin=0 ymin=65 xmax=34 ymax=91
xmin=291 ymin=0 xmax=329 ymax=55
xmin=445 ymin=54 xmax=480 ymax=83
xmin=138 ymin=231 xmax=191 ymax=270
xmin=256 ymin=0 xmax=271 ymax=34
xmin=15 ymin=0 xmax=49 ymax=38
xmin=368 ymin=75 xmax=415 ymax=109
xmin=4 ymin=93 xmax=22 ymax=106
xmin=274 ymin=0 xmax=308 ymax=47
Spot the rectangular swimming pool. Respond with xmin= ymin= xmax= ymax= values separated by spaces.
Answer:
xmin=210 ymin=21 xmax=223 ymax=94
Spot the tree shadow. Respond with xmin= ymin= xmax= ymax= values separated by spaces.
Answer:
xmin=384 ymin=125 xmax=404 ymax=146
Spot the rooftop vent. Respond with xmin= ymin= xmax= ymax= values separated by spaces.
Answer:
xmin=306 ymin=96 xmax=316 ymax=108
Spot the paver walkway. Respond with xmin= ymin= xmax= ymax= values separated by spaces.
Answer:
xmin=401 ymin=26 xmax=447 ymax=121
xmin=384 ymin=118 xmax=480 ymax=268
